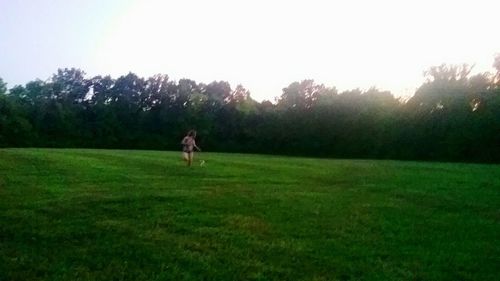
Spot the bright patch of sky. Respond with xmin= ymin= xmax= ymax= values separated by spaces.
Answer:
xmin=1 ymin=0 xmax=499 ymax=101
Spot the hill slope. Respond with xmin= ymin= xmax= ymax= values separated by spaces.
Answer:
xmin=0 ymin=149 xmax=499 ymax=280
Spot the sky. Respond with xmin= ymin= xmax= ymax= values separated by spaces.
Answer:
xmin=1 ymin=0 xmax=499 ymax=101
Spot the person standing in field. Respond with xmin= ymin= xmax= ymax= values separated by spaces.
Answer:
xmin=181 ymin=130 xmax=201 ymax=166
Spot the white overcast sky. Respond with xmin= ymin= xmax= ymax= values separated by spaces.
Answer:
xmin=1 ymin=0 xmax=499 ymax=101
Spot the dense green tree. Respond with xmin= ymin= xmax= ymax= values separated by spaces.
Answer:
xmin=0 ymin=55 xmax=499 ymax=162
xmin=0 ymin=82 xmax=33 ymax=146
xmin=0 ymin=78 xmax=6 ymax=95
xmin=494 ymin=54 xmax=500 ymax=86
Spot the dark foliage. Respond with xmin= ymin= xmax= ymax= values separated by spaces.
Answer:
xmin=1 ymin=57 xmax=499 ymax=163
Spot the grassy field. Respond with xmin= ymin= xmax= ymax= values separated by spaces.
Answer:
xmin=0 ymin=149 xmax=498 ymax=281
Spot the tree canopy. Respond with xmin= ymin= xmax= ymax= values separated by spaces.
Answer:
xmin=1 ymin=57 xmax=499 ymax=163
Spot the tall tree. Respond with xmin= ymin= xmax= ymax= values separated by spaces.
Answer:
xmin=494 ymin=54 xmax=500 ymax=86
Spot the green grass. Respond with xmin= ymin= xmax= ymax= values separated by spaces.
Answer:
xmin=0 ymin=148 xmax=499 ymax=281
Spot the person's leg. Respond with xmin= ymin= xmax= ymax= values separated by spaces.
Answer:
xmin=188 ymin=152 xmax=194 ymax=166
xmin=183 ymin=152 xmax=189 ymax=163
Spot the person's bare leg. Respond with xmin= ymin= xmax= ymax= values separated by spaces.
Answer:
xmin=188 ymin=152 xmax=194 ymax=167
xmin=183 ymin=152 xmax=189 ymax=165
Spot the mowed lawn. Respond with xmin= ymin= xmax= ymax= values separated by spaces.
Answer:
xmin=0 ymin=149 xmax=498 ymax=281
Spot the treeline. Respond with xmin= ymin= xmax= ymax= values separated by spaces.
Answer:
xmin=1 ymin=57 xmax=499 ymax=163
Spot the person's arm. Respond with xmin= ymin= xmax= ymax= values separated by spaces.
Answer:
xmin=193 ymin=140 xmax=201 ymax=151
xmin=181 ymin=137 xmax=187 ymax=145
